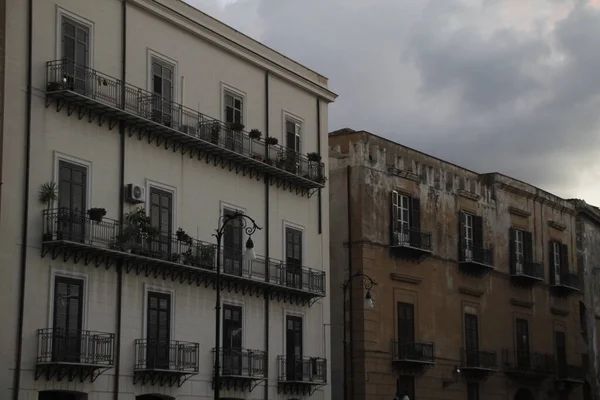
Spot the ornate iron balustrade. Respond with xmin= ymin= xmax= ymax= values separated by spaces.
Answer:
xmin=213 ymin=348 xmax=267 ymax=378
xmin=459 ymin=244 xmax=494 ymax=266
xmin=35 ymin=328 xmax=114 ymax=382
xmin=46 ymin=60 xmax=325 ymax=192
xmin=502 ymin=350 xmax=555 ymax=377
xmin=134 ymin=339 xmax=199 ymax=372
xmin=510 ymin=257 xmax=545 ymax=281
xmin=550 ymin=271 xmax=581 ymax=291
xmin=392 ymin=340 xmax=435 ymax=363
xmin=557 ymin=363 xmax=584 ymax=382
xmin=460 ymin=348 xmax=498 ymax=370
xmin=41 ymin=209 xmax=326 ymax=303
xmin=391 ymin=227 xmax=432 ymax=251
xmin=277 ymin=356 xmax=327 ymax=383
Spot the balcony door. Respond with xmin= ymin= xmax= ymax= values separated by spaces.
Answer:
xmin=285 ymin=227 xmax=303 ymax=288
xmin=151 ymin=58 xmax=174 ymax=126
xmin=555 ymin=331 xmax=567 ymax=375
xmin=58 ymin=160 xmax=87 ymax=242
xmin=223 ymin=209 xmax=243 ymax=276
xmin=397 ymin=302 xmax=415 ymax=359
xmin=224 ymin=91 xmax=244 ymax=152
xmin=223 ymin=304 xmax=243 ymax=375
xmin=52 ymin=277 xmax=83 ymax=363
xmin=146 ymin=291 xmax=171 ymax=370
xmin=61 ymin=16 xmax=89 ymax=93
xmin=516 ymin=319 xmax=530 ymax=368
xmin=284 ymin=119 xmax=301 ymax=173
xmin=465 ymin=313 xmax=479 ymax=366
xmin=286 ymin=315 xmax=303 ymax=381
xmin=149 ymin=187 xmax=172 ymax=258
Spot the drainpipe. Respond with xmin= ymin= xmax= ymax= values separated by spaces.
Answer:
xmin=317 ymin=98 xmax=322 ymax=234
xmin=346 ymin=165 xmax=354 ymax=400
xmin=263 ymin=70 xmax=270 ymax=400
xmin=13 ymin=0 xmax=34 ymax=398
xmin=113 ymin=1 xmax=127 ymax=399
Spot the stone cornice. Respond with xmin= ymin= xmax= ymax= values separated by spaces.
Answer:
xmin=508 ymin=207 xmax=531 ymax=218
xmin=496 ymin=182 xmax=574 ymax=215
xmin=510 ymin=298 xmax=534 ymax=308
xmin=390 ymin=273 xmax=422 ymax=285
xmin=459 ymin=287 xmax=485 ymax=298
xmin=388 ymin=168 xmax=420 ymax=182
xmin=457 ymin=189 xmax=481 ymax=201
xmin=548 ymin=221 xmax=567 ymax=231
xmin=550 ymin=307 xmax=570 ymax=316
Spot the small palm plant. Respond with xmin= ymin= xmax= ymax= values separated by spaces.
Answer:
xmin=39 ymin=181 xmax=58 ymax=241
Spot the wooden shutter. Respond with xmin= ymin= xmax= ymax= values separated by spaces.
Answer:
xmin=392 ymin=191 xmax=399 ymax=242
xmin=458 ymin=211 xmax=466 ymax=257
xmin=523 ymin=231 xmax=533 ymax=262
xmin=509 ymin=228 xmax=516 ymax=272
xmin=516 ymin=319 xmax=530 ymax=353
xmin=409 ymin=198 xmax=420 ymax=231
xmin=53 ymin=277 xmax=83 ymax=333
xmin=560 ymin=244 xmax=569 ymax=274
xmin=549 ymin=241 xmax=555 ymax=283
xmin=464 ymin=314 xmax=479 ymax=350
xmin=58 ymin=161 xmax=87 ymax=212
xmin=473 ymin=216 xmax=483 ymax=248
xmin=397 ymin=302 xmax=415 ymax=343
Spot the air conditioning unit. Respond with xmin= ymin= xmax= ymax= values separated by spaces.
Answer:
xmin=126 ymin=184 xmax=145 ymax=204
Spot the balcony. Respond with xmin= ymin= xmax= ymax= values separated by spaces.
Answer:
xmin=510 ymin=258 xmax=545 ymax=287
xmin=460 ymin=348 xmax=498 ymax=381
xmin=391 ymin=340 xmax=435 ymax=374
xmin=458 ymin=244 xmax=494 ymax=276
xmin=41 ymin=208 xmax=326 ymax=306
xmin=557 ymin=363 xmax=584 ymax=385
xmin=390 ymin=227 xmax=433 ymax=261
xmin=502 ymin=350 xmax=555 ymax=380
xmin=35 ymin=328 xmax=114 ymax=382
xmin=213 ymin=348 xmax=267 ymax=392
xmin=277 ymin=356 xmax=327 ymax=396
xmin=550 ymin=271 xmax=581 ymax=296
xmin=133 ymin=339 xmax=199 ymax=387
xmin=45 ymin=60 xmax=325 ymax=196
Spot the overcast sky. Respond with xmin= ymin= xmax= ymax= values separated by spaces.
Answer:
xmin=185 ymin=0 xmax=600 ymax=204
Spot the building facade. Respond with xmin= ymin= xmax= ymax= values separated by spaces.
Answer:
xmin=329 ymin=129 xmax=587 ymax=400
xmin=0 ymin=0 xmax=336 ymax=399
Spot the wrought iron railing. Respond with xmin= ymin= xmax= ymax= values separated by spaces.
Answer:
xmin=557 ymin=363 xmax=584 ymax=381
xmin=213 ymin=348 xmax=267 ymax=378
xmin=37 ymin=328 xmax=114 ymax=366
xmin=134 ymin=339 xmax=199 ymax=373
xmin=510 ymin=257 xmax=544 ymax=280
xmin=46 ymin=59 xmax=325 ymax=185
xmin=460 ymin=348 xmax=497 ymax=369
xmin=502 ymin=350 xmax=555 ymax=375
xmin=550 ymin=270 xmax=581 ymax=289
xmin=277 ymin=356 xmax=327 ymax=383
xmin=392 ymin=340 xmax=435 ymax=363
xmin=459 ymin=244 xmax=494 ymax=266
xmin=42 ymin=209 xmax=326 ymax=295
xmin=391 ymin=227 xmax=432 ymax=251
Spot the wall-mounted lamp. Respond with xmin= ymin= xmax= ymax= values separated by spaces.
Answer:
xmin=442 ymin=366 xmax=461 ymax=388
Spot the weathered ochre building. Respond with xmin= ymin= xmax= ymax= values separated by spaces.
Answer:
xmin=329 ymin=129 xmax=588 ymax=400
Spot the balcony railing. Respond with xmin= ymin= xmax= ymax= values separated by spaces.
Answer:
xmin=134 ymin=339 xmax=199 ymax=373
xmin=459 ymin=244 xmax=494 ymax=268
xmin=213 ymin=348 xmax=267 ymax=378
xmin=510 ymin=258 xmax=545 ymax=282
xmin=557 ymin=363 xmax=584 ymax=382
xmin=392 ymin=340 xmax=435 ymax=364
xmin=550 ymin=271 xmax=581 ymax=291
xmin=46 ymin=60 xmax=325 ymax=189
xmin=460 ymin=348 xmax=497 ymax=370
xmin=42 ymin=208 xmax=326 ymax=298
xmin=277 ymin=356 xmax=327 ymax=383
xmin=37 ymin=328 xmax=114 ymax=366
xmin=502 ymin=350 xmax=555 ymax=377
xmin=391 ymin=227 xmax=432 ymax=253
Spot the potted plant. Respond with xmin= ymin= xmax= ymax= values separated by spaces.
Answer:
xmin=229 ymin=122 xmax=245 ymax=132
xmin=210 ymin=121 xmax=221 ymax=145
xmin=265 ymin=136 xmax=278 ymax=146
xmin=307 ymin=152 xmax=321 ymax=162
xmin=116 ymin=208 xmax=158 ymax=253
xmin=199 ymin=245 xmax=215 ymax=269
xmin=249 ymin=129 xmax=262 ymax=140
xmin=39 ymin=181 xmax=58 ymax=241
xmin=87 ymin=207 xmax=106 ymax=223
xmin=176 ymin=227 xmax=192 ymax=244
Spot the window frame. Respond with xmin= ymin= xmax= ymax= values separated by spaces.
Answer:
xmin=48 ymin=268 xmax=89 ymax=331
xmin=145 ymin=179 xmax=177 ymax=235
xmin=147 ymin=49 xmax=178 ymax=103
xmin=142 ymin=283 xmax=175 ymax=340
xmin=56 ymin=7 xmax=94 ymax=67
xmin=282 ymin=110 xmax=304 ymax=154
xmin=53 ymin=152 xmax=92 ymax=211
xmin=224 ymin=90 xmax=244 ymax=125
xmin=221 ymin=83 xmax=247 ymax=126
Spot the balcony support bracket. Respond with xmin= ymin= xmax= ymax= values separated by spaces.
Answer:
xmin=213 ymin=376 xmax=266 ymax=393
xmin=277 ymin=382 xmax=323 ymax=396
xmin=35 ymin=363 xmax=112 ymax=383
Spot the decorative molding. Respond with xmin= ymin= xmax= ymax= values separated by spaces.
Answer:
xmin=497 ymin=182 xmax=575 ymax=215
xmin=459 ymin=287 xmax=484 ymax=298
xmin=550 ymin=307 xmax=570 ymax=316
xmin=457 ymin=189 xmax=481 ymax=201
xmin=390 ymin=273 xmax=422 ymax=285
xmin=548 ymin=221 xmax=567 ymax=231
xmin=508 ymin=207 xmax=531 ymax=218
xmin=510 ymin=298 xmax=534 ymax=308
xmin=388 ymin=167 xmax=420 ymax=182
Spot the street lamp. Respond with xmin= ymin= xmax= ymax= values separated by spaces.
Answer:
xmin=341 ymin=271 xmax=376 ymax=400
xmin=213 ymin=211 xmax=261 ymax=400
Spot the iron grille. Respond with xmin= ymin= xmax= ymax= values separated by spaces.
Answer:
xmin=391 ymin=227 xmax=432 ymax=251
xmin=277 ymin=356 xmax=327 ymax=383
xmin=460 ymin=348 xmax=497 ymax=369
xmin=510 ymin=258 xmax=544 ymax=280
xmin=459 ymin=244 xmax=494 ymax=266
xmin=392 ymin=340 xmax=435 ymax=363
xmin=134 ymin=339 xmax=199 ymax=373
xmin=213 ymin=348 xmax=267 ymax=378
xmin=37 ymin=328 xmax=114 ymax=366
xmin=502 ymin=350 xmax=555 ymax=375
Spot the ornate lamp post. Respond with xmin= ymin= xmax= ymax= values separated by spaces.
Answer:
xmin=342 ymin=271 xmax=376 ymax=400
xmin=213 ymin=211 xmax=261 ymax=400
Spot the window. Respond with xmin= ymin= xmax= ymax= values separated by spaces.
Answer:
xmin=149 ymin=187 xmax=173 ymax=256
xmin=397 ymin=302 xmax=415 ymax=344
xmin=146 ymin=291 xmax=171 ymax=369
xmin=555 ymin=330 xmax=567 ymax=374
xmin=464 ymin=313 xmax=479 ymax=366
xmin=391 ymin=191 xmax=421 ymax=247
xmin=509 ymin=228 xmax=533 ymax=275
xmin=467 ymin=383 xmax=479 ymax=400
xmin=223 ymin=208 xmax=243 ymax=276
xmin=53 ymin=276 xmax=84 ymax=362
xmin=285 ymin=118 xmax=301 ymax=153
xmin=58 ymin=160 xmax=87 ymax=242
xmin=224 ymin=91 xmax=243 ymax=125
xmin=61 ymin=16 xmax=90 ymax=93
xmin=286 ymin=315 xmax=303 ymax=381
xmin=550 ymin=241 xmax=569 ymax=284
xmin=396 ymin=376 xmax=415 ymax=399
xmin=516 ymin=319 xmax=530 ymax=368
xmin=459 ymin=212 xmax=483 ymax=261
xmin=223 ymin=304 xmax=243 ymax=375
xmin=285 ymin=227 xmax=303 ymax=288
xmin=150 ymin=57 xmax=174 ymax=125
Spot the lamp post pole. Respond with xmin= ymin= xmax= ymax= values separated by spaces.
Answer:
xmin=341 ymin=271 xmax=376 ymax=400
xmin=213 ymin=211 xmax=261 ymax=400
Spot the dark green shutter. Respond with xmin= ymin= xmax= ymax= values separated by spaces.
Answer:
xmin=523 ymin=231 xmax=533 ymax=262
xmin=409 ymin=197 xmax=421 ymax=248
xmin=549 ymin=241 xmax=556 ymax=285
xmin=509 ymin=228 xmax=516 ymax=274
xmin=560 ymin=244 xmax=569 ymax=275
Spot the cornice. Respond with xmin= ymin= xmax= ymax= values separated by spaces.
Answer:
xmin=388 ymin=168 xmax=420 ymax=182
xmin=457 ymin=189 xmax=481 ymax=201
xmin=508 ymin=206 xmax=531 ymax=218
xmin=548 ymin=221 xmax=567 ymax=231
xmin=390 ymin=273 xmax=422 ymax=285
xmin=459 ymin=286 xmax=485 ymax=298
xmin=550 ymin=307 xmax=570 ymax=316
xmin=510 ymin=298 xmax=534 ymax=308
xmin=496 ymin=182 xmax=574 ymax=215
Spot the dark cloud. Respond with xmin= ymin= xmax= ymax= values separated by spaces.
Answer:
xmin=186 ymin=0 xmax=600 ymax=203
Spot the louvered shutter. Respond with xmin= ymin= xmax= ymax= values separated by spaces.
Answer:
xmin=509 ymin=228 xmax=516 ymax=274
xmin=62 ymin=20 xmax=76 ymax=63
xmin=523 ymin=231 xmax=533 ymax=262
xmin=560 ymin=244 xmax=569 ymax=275
xmin=473 ymin=215 xmax=483 ymax=262
xmin=458 ymin=211 xmax=466 ymax=260
xmin=392 ymin=191 xmax=399 ymax=244
xmin=409 ymin=197 xmax=421 ymax=248
xmin=549 ymin=241 xmax=556 ymax=285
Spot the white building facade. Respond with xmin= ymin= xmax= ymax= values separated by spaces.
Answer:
xmin=0 ymin=0 xmax=336 ymax=399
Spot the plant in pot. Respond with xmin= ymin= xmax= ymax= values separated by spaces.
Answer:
xmin=39 ymin=181 xmax=59 ymax=241
xmin=199 ymin=244 xmax=215 ymax=270
xmin=118 ymin=207 xmax=158 ymax=254
xmin=265 ymin=136 xmax=278 ymax=146
xmin=229 ymin=122 xmax=245 ymax=132
xmin=249 ymin=129 xmax=262 ymax=140
xmin=210 ymin=121 xmax=221 ymax=145
xmin=307 ymin=152 xmax=322 ymax=163
xmin=87 ymin=207 xmax=107 ymax=223
xmin=176 ymin=228 xmax=193 ymax=244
